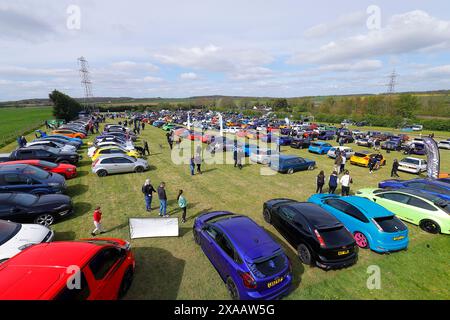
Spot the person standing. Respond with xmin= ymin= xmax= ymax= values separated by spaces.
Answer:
xmin=233 ymin=145 xmax=238 ymax=167
xmin=177 ymin=190 xmax=188 ymax=223
xmin=316 ymin=171 xmax=325 ymax=193
xmin=91 ymin=206 xmax=105 ymax=236
xmin=369 ymin=156 xmax=377 ymax=173
xmin=142 ymin=122 xmax=145 ymax=130
xmin=158 ymin=182 xmax=168 ymax=217
xmin=391 ymin=159 xmax=400 ymax=177
xmin=237 ymin=148 xmax=244 ymax=170
xmin=143 ymin=140 xmax=150 ymax=156
xmin=142 ymin=179 xmax=156 ymax=212
xmin=340 ymin=171 xmax=352 ymax=196
xmin=190 ymin=156 xmax=196 ymax=176
xmin=334 ymin=151 xmax=342 ymax=174
xmin=328 ymin=171 xmax=338 ymax=194
xmin=194 ymin=153 xmax=202 ymax=174
xmin=340 ymin=153 xmax=346 ymax=173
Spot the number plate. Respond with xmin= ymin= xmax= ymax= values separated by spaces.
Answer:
xmin=338 ymin=250 xmax=350 ymax=256
xmin=393 ymin=236 xmax=405 ymax=241
xmin=267 ymin=277 xmax=284 ymax=288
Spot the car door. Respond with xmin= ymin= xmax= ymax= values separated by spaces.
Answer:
xmin=112 ymin=157 xmax=134 ymax=173
xmin=373 ymin=192 xmax=412 ymax=222
xmin=86 ymin=247 xmax=128 ymax=300
xmin=210 ymin=232 xmax=238 ymax=280
xmin=16 ymin=150 xmax=34 ymax=160
xmin=199 ymin=225 xmax=222 ymax=270
xmin=277 ymin=207 xmax=299 ymax=246
xmin=98 ymin=158 xmax=116 ymax=173
xmin=35 ymin=149 xmax=54 ymax=162
xmin=2 ymin=173 xmax=31 ymax=193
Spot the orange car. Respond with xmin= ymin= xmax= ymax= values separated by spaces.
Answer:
xmin=51 ymin=129 xmax=86 ymax=139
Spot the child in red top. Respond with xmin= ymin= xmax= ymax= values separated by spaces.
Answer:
xmin=91 ymin=206 xmax=105 ymax=236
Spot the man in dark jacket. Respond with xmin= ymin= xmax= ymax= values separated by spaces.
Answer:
xmin=142 ymin=179 xmax=156 ymax=212
xmin=391 ymin=159 xmax=400 ymax=177
xmin=158 ymin=182 xmax=168 ymax=217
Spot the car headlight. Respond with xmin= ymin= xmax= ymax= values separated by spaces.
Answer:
xmin=18 ymin=244 xmax=34 ymax=251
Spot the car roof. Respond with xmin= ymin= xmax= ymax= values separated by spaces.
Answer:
xmin=338 ymin=196 xmax=392 ymax=218
xmin=285 ymin=202 xmax=341 ymax=229
xmin=278 ymin=154 xmax=302 ymax=160
xmin=0 ymin=164 xmax=29 ymax=172
xmin=213 ymin=215 xmax=281 ymax=261
xmin=97 ymin=154 xmax=133 ymax=160
xmin=0 ymin=242 xmax=103 ymax=299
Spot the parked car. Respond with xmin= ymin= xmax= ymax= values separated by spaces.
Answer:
xmin=275 ymin=136 xmax=293 ymax=146
xmin=92 ymin=155 xmax=149 ymax=177
xmin=269 ymin=155 xmax=316 ymax=174
xmin=317 ymin=131 xmax=335 ymax=141
xmin=0 ymin=192 xmax=73 ymax=226
xmin=162 ymin=123 xmax=177 ymax=131
xmin=0 ymin=238 xmax=135 ymax=300
xmin=350 ymin=151 xmax=386 ymax=167
xmin=356 ymin=188 xmax=450 ymax=234
xmin=308 ymin=142 xmax=333 ymax=155
xmin=6 ymin=146 xmax=81 ymax=165
xmin=263 ymin=200 xmax=358 ymax=269
xmin=381 ymin=140 xmax=403 ymax=151
xmin=39 ymin=135 xmax=82 ymax=147
xmin=94 ymin=135 xmax=128 ymax=146
xmin=308 ymin=194 xmax=408 ymax=253
xmin=378 ymin=179 xmax=450 ymax=201
xmin=26 ymin=140 xmax=76 ymax=153
xmin=0 ymin=220 xmax=54 ymax=262
xmin=0 ymin=160 xmax=77 ymax=179
xmin=355 ymin=138 xmax=373 ymax=148
xmin=88 ymin=142 xmax=135 ymax=158
xmin=91 ymin=147 xmax=140 ymax=161
xmin=290 ymin=137 xmax=311 ymax=149
xmin=249 ymin=148 xmax=279 ymax=165
xmin=438 ymin=141 xmax=450 ymax=150
xmin=403 ymin=142 xmax=426 ymax=155
xmin=193 ymin=211 xmax=292 ymax=300
xmin=0 ymin=164 xmax=66 ymax=195
xmin=50 ymin=129 xmax=86 ymax=139
xmin=398 ymin=157 xmax=427 ymax=174
xmin=327 ymin=146 xmax=355 ymax=159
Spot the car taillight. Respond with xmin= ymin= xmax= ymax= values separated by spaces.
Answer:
xmin=92 ymin=159 xmax=99 ymax=167
xmin=314 ymin=229 xmax=326 ymax=248
xmin=67 ymin=168 xmax=74 ymax=172
xmin=238 ymin=271 xmax=257 ymax=289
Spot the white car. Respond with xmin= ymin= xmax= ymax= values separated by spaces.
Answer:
xmin=88 ymin=142 xmax=135 ymax=158
xmin=26 ymin=141 xmax=76 ymax=153
xmin=224 ymin=127 xmax=240 ymax=134
xmin=327 ymin=146 xmax=355 ymax=159
xmin=0 ymin=220 xmax=54 ymax=262
xmin=249 ymin=148 xmax=279 ymax=164
xmin=438 ymin=140 xmax=450 ymax=150
xmin=398 ymin=157 xmax=427 ymax=174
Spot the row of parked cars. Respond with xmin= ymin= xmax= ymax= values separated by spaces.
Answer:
xmin=0 ymin=119 xmax=137 ymax=300
xmin=193 ymin=177 xmax=450 ymax=300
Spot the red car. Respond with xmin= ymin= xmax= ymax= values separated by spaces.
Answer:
xmin=0 ymin=160 xmax=77 ymax=179
xmin=0 ymin=238 xmax=135 ymax=300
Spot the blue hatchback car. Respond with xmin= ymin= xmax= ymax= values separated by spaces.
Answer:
xmin=308 ymin=142 xmax=333 ymax=154
xmin=0 ymin=164 xmax=66 ymax=195
xmin=379 ymin=179 xmax=450 ymax=201
xmin=308 ymin=194 xmax=409 ymax=253
xmin=270 ymin=155 xmax=316 ymax=174
xmin=193 ymin=211 xmax=292 ymax=300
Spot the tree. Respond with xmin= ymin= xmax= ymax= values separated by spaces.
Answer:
xmin=395 ymin=94 xmax=420 ymax=119
xmin=272 ymin=98 xmax=288 ymax=111
xmin=49 ymin=90 xmax=82 ymax=121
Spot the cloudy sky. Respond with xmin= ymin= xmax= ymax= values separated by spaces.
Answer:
xmin=1 ymin=0 xmax=450 ymax=101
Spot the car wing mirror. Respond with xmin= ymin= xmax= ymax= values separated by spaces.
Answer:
xmin=373 ymin=198 xmax=377 ymax=202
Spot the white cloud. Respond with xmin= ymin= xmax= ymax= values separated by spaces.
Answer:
xmin=304 ymin=11 xmax=366 ymax=38
xmin=228 ymin=67 xmax=274 ymax=81
xmin=291 ymin=10 xmax=450 ymax=65
xmin=180 ymin=72 xmax=199 ymax=80
xmin=317 ymin=60 xmax=383 ymax=72
xmin=111 ymin=61 xmax=159 ymax=72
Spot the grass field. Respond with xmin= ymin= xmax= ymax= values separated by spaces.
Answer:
xmin=0 ymin=107 xmax=53 ymax=147
xmin=1 ymin=123 xmax=449 ymax=300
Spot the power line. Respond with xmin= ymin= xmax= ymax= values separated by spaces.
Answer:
xmin=77 ymin=56 xmax=94 ymax=112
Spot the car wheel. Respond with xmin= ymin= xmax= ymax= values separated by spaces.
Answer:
xmin=226 ymin=277 xmax=240 ymax=300
xmin=97 ymin=170 xmax=108 ymax=177
xmin=308 ymin=165 xmax=315 ymax=171
xmin=354 ymin=232 xmax=369 ymax=249
xmin=419 ymin=220 xmax=441 ymax=234
xmin=135 ymin=166 xmax=144 ymax=173
xmin=34 ymin=213 xmax=55 ymax=226
xmin=193 ymin=227 xmax=200 ymax=245
xmin=118 ymin=267 xmax=134 ymax=299
xmin=297 ymin=244 xmax=312 ymax=265
xmin=287 ymin=168 xmax=294 ymax=174
xmin=263 ymin=209 xmax=272 ymax=224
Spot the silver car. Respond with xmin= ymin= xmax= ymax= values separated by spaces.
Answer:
xmin=92 ymin=154 xmax=149 ymax=177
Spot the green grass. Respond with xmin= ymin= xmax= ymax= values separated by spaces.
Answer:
xmin=0 ymin=107 xmax=53 ymax=147
xmin=1 ymin=123 xmax=449 ymax=300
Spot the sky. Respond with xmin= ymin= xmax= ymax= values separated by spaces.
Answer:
xmin=0 ymin=0 xmax=450 ymax=101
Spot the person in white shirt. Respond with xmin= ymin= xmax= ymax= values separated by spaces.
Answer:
xmin=340 ymin=170 xmax=352 ymax=196
xmin=340 ymin=153 xmax=346 ymax=173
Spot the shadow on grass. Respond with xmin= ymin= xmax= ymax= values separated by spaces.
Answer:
xmin=179 ymin=227 xmax=192 ymax=237
xmin=67 ymin=184 xmax=89 ymax=197
xmin=54 ymin=231 xmax=76 ymax=241
xmin=70 ymin=201 xmax=93 ymax=219
xmin=125 ymin=247 xmax=185 ymax=300
xmin=265 ymin=229 xmax=304 ymax=293
xmin=106 ymin=222 xmax=129 ymax=233
xmin=74 ymin=170 xmax=89 ymax=178
xmin=188 ymin=207 xmax=214 ymax=221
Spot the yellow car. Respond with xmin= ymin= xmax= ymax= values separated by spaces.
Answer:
xmin=350 ymin=151 xmax=386 ymax=167
xmin=91 ymin=147 xmax=140 ymax=161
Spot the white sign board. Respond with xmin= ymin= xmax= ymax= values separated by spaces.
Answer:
xmin=129 ymin=218 xmax=179 ymax=239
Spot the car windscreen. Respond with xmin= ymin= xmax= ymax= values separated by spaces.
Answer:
xmin=247 ymin=252 xmax=287 ymax=279
xmin=374 ymin=216 xmax=407 ymax=232
xmin=354 ymin=152 xmax=368 ymax=157
xmin=318 ymin=226 xmax=353 ymax=246
xmin=12 ymin=193 xmax=38 ymax=206
xmin=0 ymin=221 xmax=21 ymax=246
xmin=23 ymin=167 xmax=50 ymax=179
xmin=311 ymin=143 xmax=321 ymax=147
xmin=46 ymin=147 xmax=60 ymax=154
xmin=38 ymin=160 xmax=58 ymax=168
xmin=401 ymin=158 xmax=419 ymax=165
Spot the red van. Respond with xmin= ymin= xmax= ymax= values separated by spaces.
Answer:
xmin=0 ymin=238 xmax=135 ymax=300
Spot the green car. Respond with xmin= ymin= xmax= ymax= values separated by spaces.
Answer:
xmin=162 ymin=123 xmax=177 ymax=131
xmin=356 ymin=188 xmax=450 ymax=235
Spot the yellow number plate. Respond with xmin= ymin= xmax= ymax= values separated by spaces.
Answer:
xmin=267 ymin=277 xmax=284 ymax=288
xmin=393 ymin=236 xmax=405 ymax=241
xmin=338 ymin=250 xmax=350 ymax=256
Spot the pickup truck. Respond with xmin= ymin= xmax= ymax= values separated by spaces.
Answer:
xmin=0 ymin=146 xmax=81 ymax=165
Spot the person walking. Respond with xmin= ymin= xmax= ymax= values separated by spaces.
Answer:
xmin=194 ymin=153 xmax=202 ymax=174
xmin=328 ymin=171 xmax=338 ymax=194
xmin=158 ymin=182 xmax=168 ymax=217
xmin=316 ymin=171 xmax=325 ymax=193
xmin=190 ymin=156 xmax=196 ymax=176
xmin=340 ymin=170 xmax=352 ymax=196
xmin=391 ymin=159 xmax=400 ymax=177
xmin=142 ymin=179 xmax=156 ymax=212
xmin=143 ymin=140 xmax=150 ymax=156
xmin=334 ymin=151 xmax=342 ymax=174
xmin=91 ymin=206 xmax=105 ymax=236
xmin=177 ymin=190 xmax=188 ymax=223
xmin=340 ymin=153 xmax=346 ymax=173
xmin=237 ymin=148 xmax=244 ymax=170
xmin=233 ymin=145 xmax=238 ymax=167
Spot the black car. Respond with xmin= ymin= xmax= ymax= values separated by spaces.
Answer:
xmin=263 ymin=199 xmax=358 ymax=270
xmin=0 ymin=192 xmax=73 ymax=226
xmin=8 ymin=146 xmax=81 ymax=165
xmin=290 ymin=138 xmax=311 ymax=149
